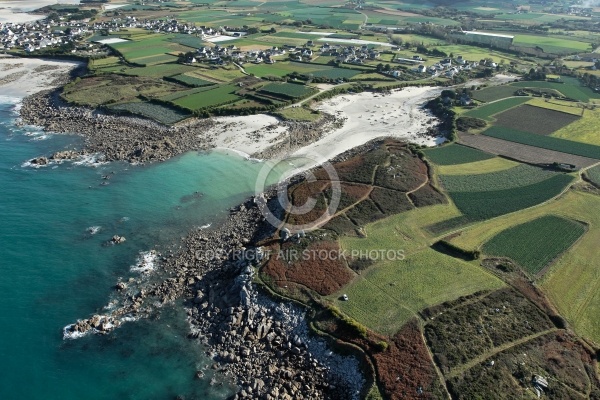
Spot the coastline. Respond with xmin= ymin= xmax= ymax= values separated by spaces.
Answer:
xmin=3 ymin=55 xmax=444 ymax=398
xmin=64 ymin=193 xmax=367 ymax=399
xmin=16 ymin=81 xmax=442 ymax=167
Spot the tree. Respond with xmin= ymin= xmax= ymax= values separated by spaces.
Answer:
xmin=376 ymin=63 xmax=384 ymax=72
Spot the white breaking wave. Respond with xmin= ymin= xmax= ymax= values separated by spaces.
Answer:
xmin=31 ymin=134 xmax=50 ymax=141
xmin=62 ymin=324 xmax=88 ymax=340
xmin=199 ymin=223 xmax=211 ymax=230
xmin=87 ymin=226 xmax=101 ymax=235
xmin=216 ymin=147 xmax=264 ymax=163
xmin=72 ymin=153 xmax=107 ymax=167
xmin=130 ymin=250 xmax=158 ymax=273
xmin=21 ymin=159 xmax=50 ymax=169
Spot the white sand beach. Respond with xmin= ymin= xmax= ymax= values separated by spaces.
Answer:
xmin=0 ymin=55 xmax=82 ymax=98
xmin=0 ymin=0 xmax=80 ymax=23
xmin=206 ymin=85 xmax=443 ymax=168
xmin=210 ymin=114 xmax=288 ymax=156
xmin=293 ymin=86 xmax=442 ymax=165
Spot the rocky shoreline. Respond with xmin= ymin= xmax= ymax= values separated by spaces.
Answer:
xmin=18 ymin=89 xmax=343 ymax=165
xmin=19 ymin=90 xmax=217 ymax=164
xmin=64 ymin=194 xmax=366 ymax=399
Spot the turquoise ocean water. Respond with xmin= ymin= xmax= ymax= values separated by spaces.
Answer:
xmin=0 ymin=100 xmax=286 ymax=399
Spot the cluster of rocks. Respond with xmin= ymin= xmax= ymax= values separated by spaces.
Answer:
xmin=109 ymin=235 xmax=126 ymax=245
xmin=29 ymin=150 xmax=80 ymax=166
xmin=19 ymin=90 xmax=217 ymax=163
xmin=65 ymin=314 xmax=119 ymax=336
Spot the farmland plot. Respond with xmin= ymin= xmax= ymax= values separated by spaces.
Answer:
xmin=483 ymin=126 xmax=600 ymax=159
xmin=446 ymin=190 xmax=600 ymax=344
xmin=422 ymin=143 xmax=494 ymax=165
xmin=170 ymin=74 xmax=216 ymax=87
xmin=482 ymin=215 xmax=586 ymax=275
xmin=493 ymin=104 xmax=580 ymax=136
xmin=428 ymin=174 xmax=575 ymax=234
xmin=463 ymin=97 xmax=530 ymax=121
xmin=333 ymin=249 xmax=503 ymax=335
xmin=551 ymin=107 xmax=600 ymax=146
xmin=526 ymin=98 xmax=583 ymax=116
xmin=586 ymin=165 xmax=600 ymax=187
xmin=439 ymin=164 xmax=561 ymax=192
xmin=172 ymin=85 xmax=241 ymax=111
xmin=511 ymin=77 xmax=600 ymax=102
xmin=445 ymin=174 xmax=574 ymax=222
xmin=259 ymin=82 xmax=316 ymax=100
xmin=471 ymin=85 xmax=519 ymax=102
xmin=436 ymin=157 xmax=518 ymax=175
xmin=458 ymin=133 xmax=599 ymax=169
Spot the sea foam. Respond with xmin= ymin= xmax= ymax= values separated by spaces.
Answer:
xmin=130 ymin=250 xmax=158 ymax=273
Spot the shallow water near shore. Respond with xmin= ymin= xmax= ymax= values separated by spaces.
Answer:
xmin=0 ymin=101 xmax=291 ymax=399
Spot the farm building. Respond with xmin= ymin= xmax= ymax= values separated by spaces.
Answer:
xmin=450 ymin=31 xmax=514 ymax=50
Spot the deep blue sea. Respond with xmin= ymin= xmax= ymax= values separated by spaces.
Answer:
xmin=0 ymin=99 xmax=285 ymax=399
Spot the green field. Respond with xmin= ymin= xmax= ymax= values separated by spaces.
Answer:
xmin=586 ymin=164 xmax=600 ymax=186
xmin=471 ymin=85 xmax=520 ymax=102
xmin=423 ymin=144 xmax=494 ymax=166
xmin=447 ymin=190 xmax=600 ymax=345
xmin=118 ymin=64 xmax=196 ymax=78
xmin=463 ymin=97 xmax=530 ymax=121
xmin=259 ymin=82 xmax=316 ymax=99
xmin=526 ymin=98 xmax=583 ymax=116
xmin=482 ymin=215 xmax=586 ymax=275
xmin=245 ymin=63 xmax=293 ymax=78
xmin=171 ymin=84 xmax=241 ymax=111
xmin=511 ymin=77 xmax=600 ymax=102
xmin=170 ymin=74 xmax=216 ymax=87
xmin=436 ymin=157 xmax=518 ymax=175
xmin=446 ymin=174 xmax=574 ymax=222
xmin=513 ymin=34 xmax=592 ymax=53
xmin=551 ymin=108 xmax=600 ymax=145
xmin=132 ymin=54 xmax=179 ymax=66
xmin=483 ymin=126 xmax=600 ymax=159
xmin=109 ymin=35 xmax=192 ymax=64
xmin=331 ymin=206 xmax=504 ymax=334
xmin=439 ymin=164 xmax=561 ymax=192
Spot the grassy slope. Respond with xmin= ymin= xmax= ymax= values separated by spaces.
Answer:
xmin=551 ymin=108 xmax=600 ymax=146
xmin=329 ymin=205 xmax=504 ymax=335
xmin=448 ymin=189 xmax=600 ymax=345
